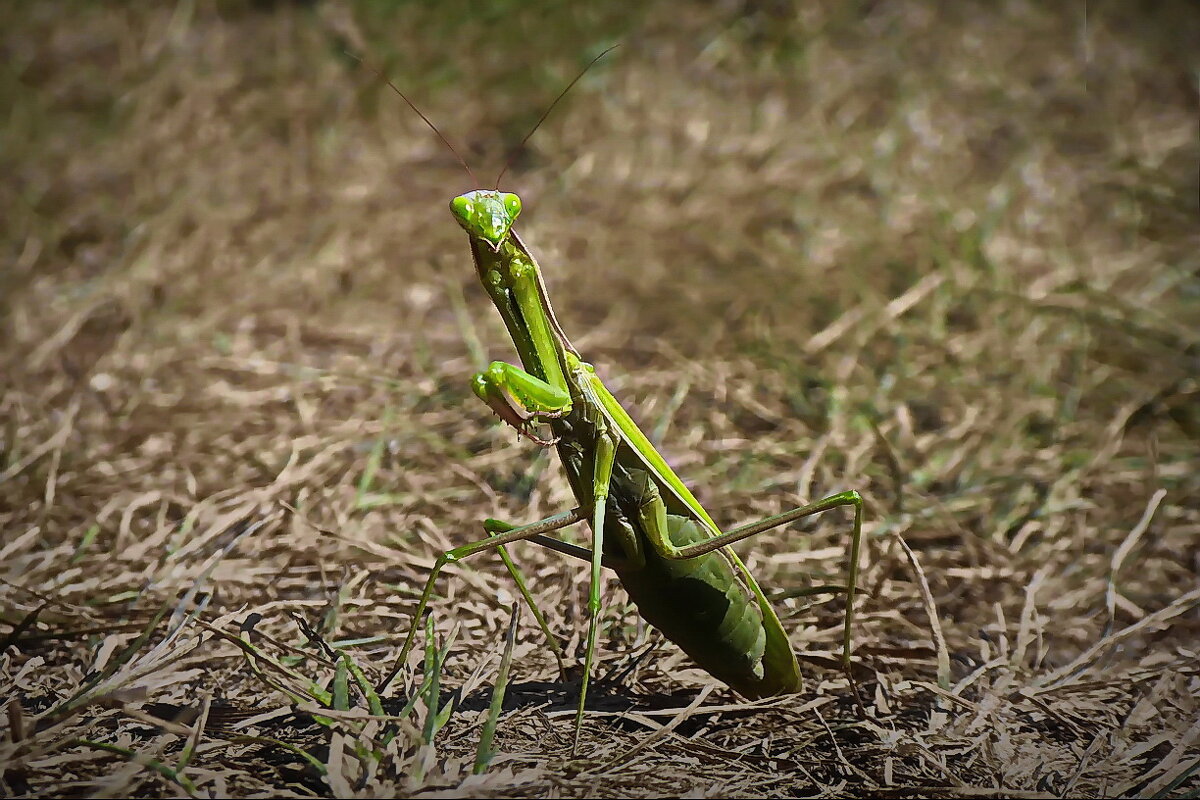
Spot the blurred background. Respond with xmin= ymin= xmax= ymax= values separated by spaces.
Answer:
xmin=2 ymin=1 xmax=1198 ymax=796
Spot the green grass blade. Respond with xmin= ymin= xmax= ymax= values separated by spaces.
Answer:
xmin=473 ymin=605 xmax=519 ymax=774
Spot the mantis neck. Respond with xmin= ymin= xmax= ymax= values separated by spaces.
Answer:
xmin=471 ymin=232 xmax=579 ymax=397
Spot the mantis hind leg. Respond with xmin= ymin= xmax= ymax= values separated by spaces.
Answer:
xmin=638 ymin=487 xmax=865 ymax=672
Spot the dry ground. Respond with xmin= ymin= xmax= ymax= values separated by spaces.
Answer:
xmin=2 ymin=1 xmax=1198 ymax=797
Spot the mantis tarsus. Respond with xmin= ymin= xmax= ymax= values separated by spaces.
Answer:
xmin=374 ymin=50 xmax=865 ymax=753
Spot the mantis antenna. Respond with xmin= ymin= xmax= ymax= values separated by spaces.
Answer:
xmin=351 ymin=44 xmax=619 ymax=188
xmin=493 ymin=44 xmax=621 ymax=189
xmin=346 ymin=52 xmax=480 ymax=185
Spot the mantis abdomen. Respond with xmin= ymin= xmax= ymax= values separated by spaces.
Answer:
xmin=614 ymin=510 xmax=805 ymax=698
xmin=555 ymin=414 xmax=805 ymax=699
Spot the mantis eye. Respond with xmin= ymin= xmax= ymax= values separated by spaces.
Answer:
xmin=451 ymin=195 xmax=475 ymax=218
xmin=502 ymin=193 xmax=522 ymax=218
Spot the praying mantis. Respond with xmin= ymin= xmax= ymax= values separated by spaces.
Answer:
xmin=374 ymin=50 xmax=865 ymax=752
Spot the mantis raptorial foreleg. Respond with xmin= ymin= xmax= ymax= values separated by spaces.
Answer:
xmin=473 ymin=361 xmax=570 ymax=444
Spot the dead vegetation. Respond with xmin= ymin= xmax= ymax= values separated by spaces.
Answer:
xmin=1 ymin=1 xmax=1198 ymax=796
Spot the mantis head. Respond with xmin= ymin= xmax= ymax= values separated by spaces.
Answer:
xmin=451 ymin=190 xmax=522 ymax=250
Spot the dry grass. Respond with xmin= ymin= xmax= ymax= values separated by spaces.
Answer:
xmin=2 ymin=1 xmax=1198 ymax=796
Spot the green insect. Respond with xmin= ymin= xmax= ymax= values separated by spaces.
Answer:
xmin=375 ymin=51 xmax=865 ymax=751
